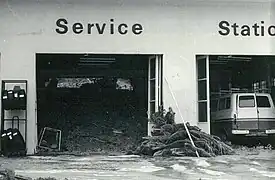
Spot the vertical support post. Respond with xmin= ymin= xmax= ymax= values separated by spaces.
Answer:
xmin=155 ymin=56 xmax=159 ymax=111
xmin=206 ymin=55 xmax=211 ymax=134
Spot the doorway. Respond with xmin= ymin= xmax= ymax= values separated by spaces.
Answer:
xmin=197 ymin=54 xmax=275 ymax=138
xmin=35 ymin=53 xmax=163 ymax=153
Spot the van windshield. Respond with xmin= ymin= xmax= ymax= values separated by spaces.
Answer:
xmin=256 ymin=96 xmax=271 ymax=108
xmin=239 ymin=96 xmax=255 ymax=107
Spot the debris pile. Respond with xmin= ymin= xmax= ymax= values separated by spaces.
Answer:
xmin=37 ymin=86 xmax=148 ymax=155
xmin=0 ymin=169 xmax=66 ymax=180
xmin=37 ymin=78 xmax=234 ymax=156
xmin=61 ymin=118 xmax=144 ymax=154
xmin=130 ymin=108 xmax=235 ymax=157
xmin=0 ymin=169 xmax=30 ymax=180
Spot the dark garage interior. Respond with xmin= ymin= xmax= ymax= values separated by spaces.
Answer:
xmin=210 ymin=55 xmax=275 ymax=104
xmin=36 ymin=53 xmax=150 ymax=153
xmin=208 ymin=55 xmax=275 ymax=141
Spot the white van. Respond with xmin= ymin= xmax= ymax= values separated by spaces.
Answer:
xmin=211 ymin=93 xmax=275 ymax=142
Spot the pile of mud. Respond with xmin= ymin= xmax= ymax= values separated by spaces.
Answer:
xmin=37 ymin=88 xmax=147 ymax=155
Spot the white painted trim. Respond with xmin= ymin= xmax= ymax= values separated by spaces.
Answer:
xmin=155 ymin=56 xmax=159 ymax=111
xmin=206 ymin=55 xmax=210 ymax=134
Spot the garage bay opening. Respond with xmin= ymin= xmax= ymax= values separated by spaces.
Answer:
xmin=197 ymin=55 xmax=275 ymax=146
xmin=36 ymin=53 xmax=163 ymax=154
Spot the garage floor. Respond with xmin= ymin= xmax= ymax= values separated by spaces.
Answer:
xmin=0 ymin=147 xmax=274 ymax=180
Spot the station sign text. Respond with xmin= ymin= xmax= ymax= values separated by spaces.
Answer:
xmin=218 ymin=20 xmax=275 ymax=37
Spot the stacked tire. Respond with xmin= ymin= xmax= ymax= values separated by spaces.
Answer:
xmin=1 ymin=128 xmax=26 ymax=157
xmin=2 ymin=86 xmax=26 ymax=110
xmin=1 ymin=86 xmax=27 ymax=157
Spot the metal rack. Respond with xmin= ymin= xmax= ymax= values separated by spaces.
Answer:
xmin=0 ymin=80 xmax=27 ymax=153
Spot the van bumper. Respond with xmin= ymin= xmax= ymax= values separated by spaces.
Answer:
xmin=232 ymin=130 xmax=250 ymax=135
xmin=231 ymin=129 xmax=275 ymax=136
xmin=265 ymin=129 xmax=275 ymax=134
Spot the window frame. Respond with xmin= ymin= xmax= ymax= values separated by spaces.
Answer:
xmin=239 ymin=95 xmax=256 ymax=108
xmin=256 ymin=95 xmax=271 ymax=108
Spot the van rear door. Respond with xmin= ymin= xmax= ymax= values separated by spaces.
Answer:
xmin=236 ymin=94 xmax=258 ymax=130
xmin=256 ymin=94 xmax=275 ymax=131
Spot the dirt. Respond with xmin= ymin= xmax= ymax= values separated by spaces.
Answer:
xmin=36 ymin=82 xmax=148 ymax=155
xmin=0 ymin=147 xmax=275 ymax=180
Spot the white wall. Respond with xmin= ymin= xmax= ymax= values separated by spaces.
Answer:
xmin=0 ymin=0 xmax=274 ymax=154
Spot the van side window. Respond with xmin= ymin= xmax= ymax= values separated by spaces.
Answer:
xmin=225 ymin=97 xmax=231 ymax=109
xmin=211 ymin=100 xmax=218 ymax=112
xmin=218 ymin=97 xmax=231 ymax=110
xmin=256 ymin=96 xmax=271 ymax=108
xmin=219 ymin=98 xmax=225 ymax=110
xmin=239 ymin=96 xmax=255 ymax=107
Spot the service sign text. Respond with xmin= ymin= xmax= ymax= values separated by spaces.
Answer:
xmin=55 ymin=18 xmax=143 ymax=35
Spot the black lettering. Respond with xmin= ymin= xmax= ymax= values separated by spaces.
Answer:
xmin=268 ymin=26 xmax=275 ymax=36
xmin=72 ymin=23 xmax=83 ymax=34
xmin=252 ymin=23 xmax=260 ymax=36
xmin=261 ymin=21 xmax=264 ymax=36
xmin=56 ymin=18 xmax=68 ymax=34
xmin=231 ymin=23 xmax=239 ymax=36
xmin=118 ymin=24 xmax=128 ymax=35
xmin=87 ymin=23 xmax=94 ymax=34
xmin=96 ymin=23 xmax=106 ymax=34
xmin=132 ymin=24 xmax=143 ymax=35
xmin=240 ymin=25 xmax=250 ymax=36
xmin=110 ymin=19 xmax=115 ymax=34
xmin=218 ymin=21 xmax=230 ymax=36
xmin=55 ymin=19 xmax=146 ymax=35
